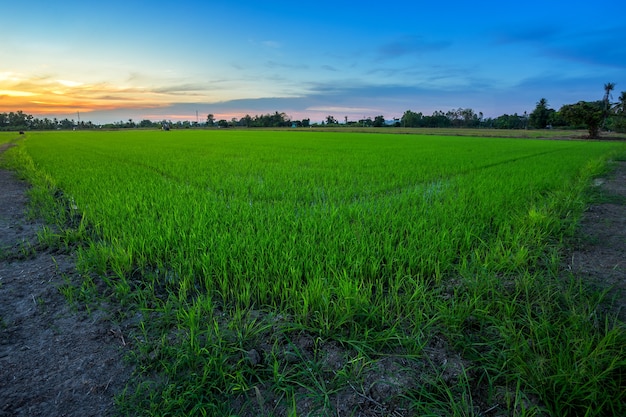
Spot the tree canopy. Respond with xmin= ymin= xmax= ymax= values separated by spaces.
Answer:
xmin=560 ymin=101 xmax=605 ymax=138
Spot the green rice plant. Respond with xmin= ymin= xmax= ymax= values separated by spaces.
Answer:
xmin=11 ymin=130 xmax=626 ymax=415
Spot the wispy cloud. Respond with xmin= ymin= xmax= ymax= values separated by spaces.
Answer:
xmin=262 ymin=40 xmax=282 ymax=49
xmin=491 ymin=26 xmax=560 ymax=45
xmin=376 ymin=35 xmax=451 ymax=60
xmin=0 ymin=72 xmax=218 ymax=113
xmin=491 ymin=25 xmax=626 ymax=69
xmin=265 ymin=61 xmax=309 ymax=70
xmin=306 ymin=105 xmax=380 ymax=113
xmin=543 ymin=26 xmax=626 ymax=69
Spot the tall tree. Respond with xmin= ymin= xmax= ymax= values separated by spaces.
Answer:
xmin=603 ymin=82 xmax=616 ymax=109
xmin=401 ymin=110 xmax=422 ymax=127
xmin=560 ymin=101 xmax=605 ymax=138
xmin=529 ymin=98 xmax=552 ymax=129
xmin=602 ymin=82 xmax=616 ymax=130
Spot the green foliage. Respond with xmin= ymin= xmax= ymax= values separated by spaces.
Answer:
xmin=12 ymin=130 xmax=626 ymax=415
xmin=529 ymin=98 xmax=555 ymax=129
xmin=560 ymin=100 xmax=606 ymax=138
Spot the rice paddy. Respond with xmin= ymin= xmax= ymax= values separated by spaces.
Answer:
xmin=4 ymin=129 xmax=626 ymax=416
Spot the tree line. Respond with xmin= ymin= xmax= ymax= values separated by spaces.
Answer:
xmin=2 ymin=84 xmax=624 ymax=138
xmin=397 ymin=83 xmax=626 ymax=138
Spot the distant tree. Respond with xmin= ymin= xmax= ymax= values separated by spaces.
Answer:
xmin=373 ymin=115 xmax=385 ymax=127
xmin=460 ymin=108 xmax=479 ymax=128
xmin=603 ymin=82 xmax=616 ymax=110
xmin=301 ymin=118 xmax=310 ymax=127
xmin=326 ymin=115 xmax=337 ymax=125
xmin=217 ymin=119 xmax=229 ymax=128
xmin=240 ymin=114 xmax=253 ymax=127
xmin=560 ymin=101 xmax=605 ymax=138
xmin=528 ymin=98 xmax=553 ymax=129
xmin=492 ymin=113 xmax=526 ymax=129
xmin=401 ymin=110 xmax=423 ymax=127
xmin=423 ymin=111 xmax=451 ymax=128
xmin=358 ymin=117 xmax=373 ymax=127
xmin=603 ymin=82 xmax=616 ymax=129
xmin=59 ymin=118 xmax=75 ymax=129
xmin=206 ymin=114 xmax=215 ymax=126
xmin=0 ymin=111 xmax=33 ymax=130
xmin=446 ymin=108 xmax=462 ymax=127
xmin=271 ymin=111 xmax=289 ymax=127
xmin=615 ymin=91 xmax=626 ymax=114
xmin=610 ymin=91 xmax=626 ymax=133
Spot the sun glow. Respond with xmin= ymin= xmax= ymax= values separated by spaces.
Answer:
xmin=0 ymin=73 xmax=194 ymax=115
xmin=0 ymin=90 xmax=38 ymax=97
xmin=56 ymin=79 xmax=83 ymax=87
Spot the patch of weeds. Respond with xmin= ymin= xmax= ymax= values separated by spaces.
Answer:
xmin=55 ymin=253 xmax=101 ymax=313
xmin=586 ymin=183 xmax=626 ymax=205
xmin=458 ymin=272 xmax=626 ymax=417
xmin=58 ymin=276 xmax=78 ymax=309
xmin=17 ymin=239 xmax=37 ymax=258
xmin=0 ymin=239 xmax=37 ymax=261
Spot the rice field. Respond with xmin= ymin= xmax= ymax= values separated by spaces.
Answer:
xmin=5 ymin=129 xmax=626 ymax=416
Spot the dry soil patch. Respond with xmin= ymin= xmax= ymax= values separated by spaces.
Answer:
xmin=567 ymin=160 xmax=626 ymax=321
xmin=0 ymin=165 xmax=131 ymax=417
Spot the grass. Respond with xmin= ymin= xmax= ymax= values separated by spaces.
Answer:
xmin=301 ymin=126 xmax=626 ymax=140
xmin=3 ymin=129 xmax=626 ymax=416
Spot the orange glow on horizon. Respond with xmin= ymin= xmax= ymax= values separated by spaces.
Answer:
xmin=0 ymin=72 xmax=193 ymax=115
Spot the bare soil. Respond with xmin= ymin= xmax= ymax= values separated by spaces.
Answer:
xmin=0 ymin=144 xmax=623 ymax=416
xmin=566 ymin=160 xmax=626 ymax=321
xmin=0 ymin=149 xmax=132 ymax=416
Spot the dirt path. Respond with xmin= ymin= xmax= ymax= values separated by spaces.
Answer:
xmin=0 ymin=151 xmax=132 ymax=416
xmin=568 ymin=160 xmax=626 ymax=321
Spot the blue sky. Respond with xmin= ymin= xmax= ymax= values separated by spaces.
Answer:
xmin=1 ymin=0 xmax=625 ymax=123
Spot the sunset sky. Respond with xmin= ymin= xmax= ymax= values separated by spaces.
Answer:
xmin=2 ymin=0 xmax=625 ymax=123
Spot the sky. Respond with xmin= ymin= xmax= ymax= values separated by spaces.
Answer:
xmin=1 ymin=0 xmax=625 ymax=124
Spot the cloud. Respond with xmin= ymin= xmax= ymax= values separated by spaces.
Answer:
xmin=151 ymin=83 xmax=213 ymax=95
xmin=543 ymin=26 xmax=626 ymax=69
xmin=321 ymin=65 xmax=339 ymax=72
xmin=306 ymin=106 xmax=380 ymax=113
xmin=262 ymin=40 xmax=281 ymax=49
xmin=377 ymin=35 xmax=451 ymax=60
xmin=512 ymin=73 xmax=612 ymax=104
xmin=0 ymin=90 xmax=38 ymax=97
xmin=265 ymin=61 xmax=309 ymax=70
xmin=492 ymin=25 xmax=626 ymax=69
xmin=491 ymin=26 xmax=560 ymax=45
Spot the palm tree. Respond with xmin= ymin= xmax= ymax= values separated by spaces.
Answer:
xmin=602 ymin=83 xmax=616 ymax=131
xmin=603 ymin=82 xmax=616 ymax=110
